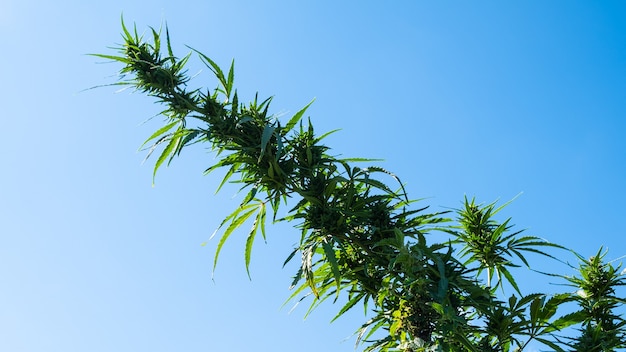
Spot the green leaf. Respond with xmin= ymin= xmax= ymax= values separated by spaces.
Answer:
xmin=356 ymin=317 xmax=387 ymax=348
xmin=500 ymin=267 xmax=521 ymax=295
xmin=191 ymin=47 xmax=228 ymax=95
xmin=165 ymin=25 xmax=174 ymax=60
xmin=152 ymin=134 xmax=179 ymax=185
xmin=244 ymin=203 xmax=265 ymax=279
xmin=545 ymin=310 xmax=585 ymax=333
xmin=356 ymin=177 xmax=398 ymax=198
xmin=338 ymin=157 xmax=384 ymax=163
xmin=302 ymin=244 xmax=319 ymax=298
xmin=331 ymin=292 xmax=366 ymax=323
xmin=363 ymin=166 xmax=408 ymax=201
xmin=241 ymin=187 xmax=258 ymax=206
xmin=149 ymin=27 xmax=161 ymax=53
xmin=120 ymin=14 xmax=133 ymax=41
xmin=283 ymin=99 xmax=315 ymax=136
xmin=529 ymin=295 xmax=543 ymax=324
xmin=283 ymin=247 xmax=299 ymax=268
xmin=259 ymin=124 xmax=276 ymax=162
xmin=389 ymin=319 xmax=401 ymax=337
xmin=177 ymin=129 xmax=202 ymax=155
xmin=140 ymin=121 xmax=179 ymax=150
xmin=314 ymin=128 xmax=341 ymax=143
xmin=534 ymin=337 xmax=565 ymax=351
xmin=321 ymin=240 xmax=341 ymax=296
xmin=89 ymin=53 xmax=132 ymax=64
xmin=212 ymin=204 xmax=257 ymax=274
xmin=258 ymin=201 xmax=267 ymax=241
xmin=226 ymin=59 xmax=235 ymax=98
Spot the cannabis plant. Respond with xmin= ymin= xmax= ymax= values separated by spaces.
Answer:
xmin=95 ymin=19 xmax=624 ymax=351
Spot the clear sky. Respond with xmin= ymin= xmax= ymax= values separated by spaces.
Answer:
xmin=1 ymin=1 xmax=625 ymax=351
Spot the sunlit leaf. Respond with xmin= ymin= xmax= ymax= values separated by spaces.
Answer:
xmin=244 ymin=202 xmax=265 ymax=279
xmin=283 ymin=99 xmax=314 ymax=136
xmin=226 ymin=59 xmax=235 ymax=98
xmin=140 ymin=121 xmax=178 ymax=150
xmin=213 ymin=205 xmax=257 ymax=274
xmin=152 ymin=134 xmax=180 ymax=185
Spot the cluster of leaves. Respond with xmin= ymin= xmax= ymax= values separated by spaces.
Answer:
xmin=562 ymin=249 xmax=626 ymax=350
xmin=95 ymin=19 xmax=626 ymax=351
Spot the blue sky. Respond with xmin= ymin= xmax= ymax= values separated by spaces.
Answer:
xmin=1 ymin=1 xmax=625 ymax=351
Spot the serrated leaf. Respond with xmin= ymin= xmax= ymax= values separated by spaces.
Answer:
xmin=241 ymin=187 xmax=258 ymax=206
xmin=529 ymin=295 xmax=543 ymax=323
xmin=501 ymin=267 xmax=521 ymax=295
xmin=89 ymin=53 xmax=132 ymax=64
xmin=321 ymin=240 xmax=341 ymax=296
xmin=363 ymin=166 xmax=408 ymax=201
xmin=331 ymin=292 xmax=366 ymax=323
xmin=177 ymin=129 xmax=202 ymax=155
xmin=140 ymin=121 xmax=178 ymax=150
xmin=283 ymin=247 xmax=299 ymax=268
xmin=152 ymin=134 xmax=179 ymax=185
xmin=544 ymin=310 xmax=585 ymax=333
xmin=142 ymin=134 xmax=171 ymax=164
xmin=244 ymin=206 xmax=262 ymax=279
xmin=259 ymin=124 xmax=276 ymax=162
xmin=149 ymin=27 xmax=160 ymax=53
xmin=356 ymin=177 xmax=398 ymax=197
xmin=535 ymin=337 xmax=565 ymax=351
xmin=302 ymin=244 xmax=319 ymax=298
xmin=120 ymin=14 xmax=135 ymax=42
xmin=314 ymin=128 xmax=341 ymax=143
xmin=283 ymin=99 xmax=314 ymax=136
xmin=258 ymin=202 xmax=267 ymax=241
xmin=226 ymin=59 xmax=235 ymax=98
xmin=165 ymin=25 xmax=174 ymax=59
xmin=191 ymin=47 xmax=228 ymax=94
xmin=166 ymin=134 xmax=183 ymax=166
xmin=339 ymin=157 xmax=384 ymax=163
xmin=213 ymin=207 xmax=257 ymax=274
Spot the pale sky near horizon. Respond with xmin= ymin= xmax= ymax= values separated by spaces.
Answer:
xmin=1 ymin=1 xmax=625 ymax=351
